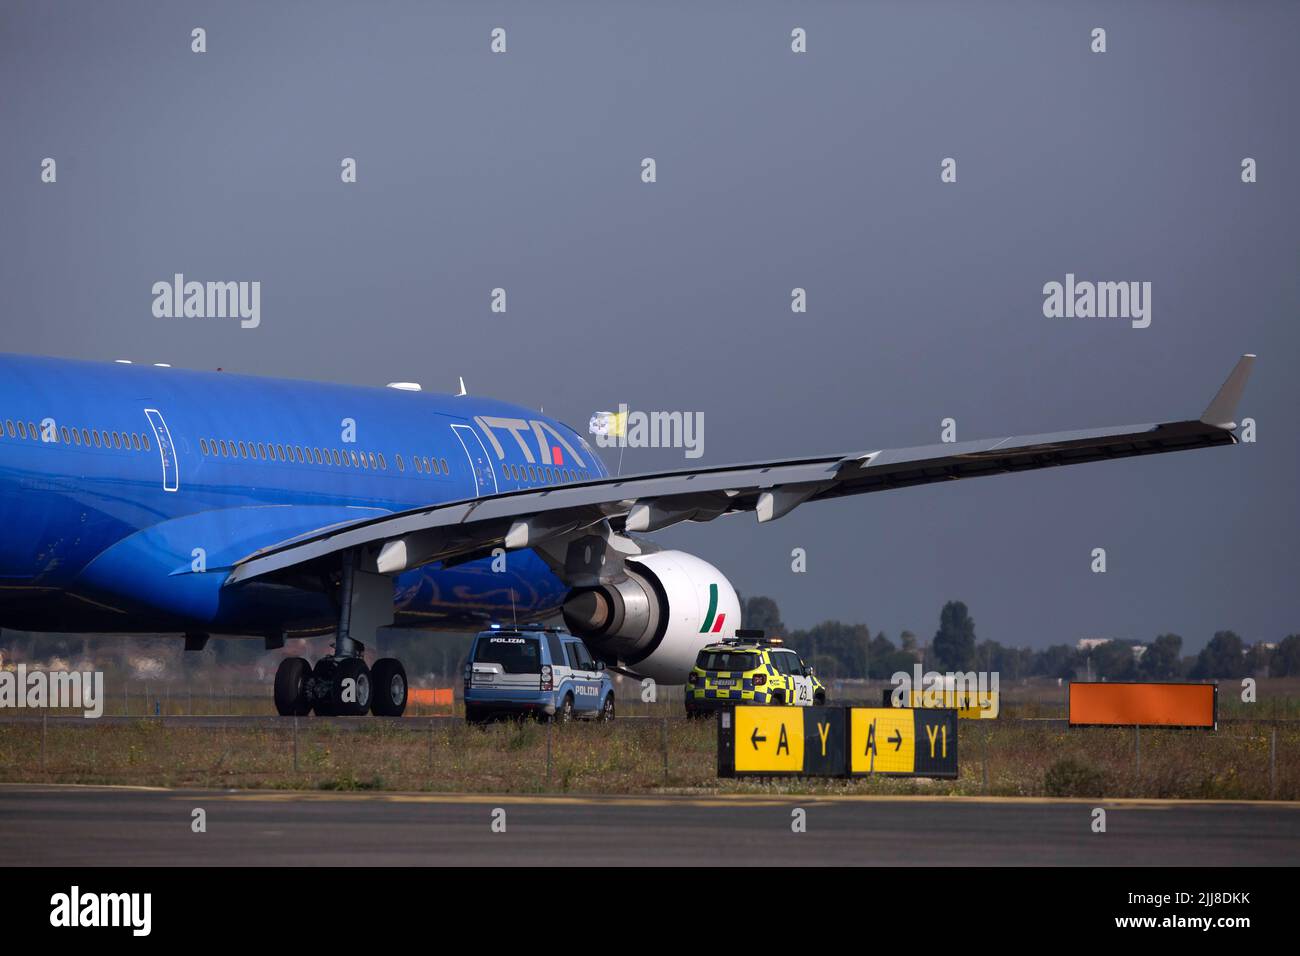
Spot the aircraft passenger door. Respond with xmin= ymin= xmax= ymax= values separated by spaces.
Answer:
xmin=143 ymin=408 xmax=179 ymax=493
xmin=450 ymin=423 xmax=499 ymax=498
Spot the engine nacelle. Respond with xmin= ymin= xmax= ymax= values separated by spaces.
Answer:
xmin=561 ymin=550 xmax=741 ymax=685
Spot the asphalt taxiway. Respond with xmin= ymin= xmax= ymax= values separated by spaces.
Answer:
xmin=1 ymin=784 xmax=1295 ymax=866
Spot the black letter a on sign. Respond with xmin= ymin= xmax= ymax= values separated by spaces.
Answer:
xmin=777 ymin=724 xmax=789 ymax=755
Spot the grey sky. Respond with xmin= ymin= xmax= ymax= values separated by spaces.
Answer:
xmin=2 ymin=1 xmax=1296 ymax=651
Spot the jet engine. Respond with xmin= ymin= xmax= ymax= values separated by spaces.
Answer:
xmin=561 ymin=550 xmax=740 ymax=684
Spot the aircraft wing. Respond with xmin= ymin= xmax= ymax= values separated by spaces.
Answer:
xmin=225 ymin=354 xmax=1255 ymax=587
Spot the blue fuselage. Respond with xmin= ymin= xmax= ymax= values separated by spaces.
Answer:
xmin=0 ymin=354 xmax=606 ymax=637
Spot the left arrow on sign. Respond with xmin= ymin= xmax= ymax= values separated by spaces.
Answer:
xmin=751 ymin=727 xmax=767 ymax=749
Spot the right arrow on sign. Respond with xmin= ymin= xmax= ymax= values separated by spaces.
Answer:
xmin=889 ymin=728 xmax=902 ymax=751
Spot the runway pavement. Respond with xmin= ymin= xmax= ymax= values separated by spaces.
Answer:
xmin=1 ymin=783 xmax=1295 ymax=866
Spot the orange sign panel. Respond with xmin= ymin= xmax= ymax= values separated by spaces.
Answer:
xmin=407 ymin=688 xmax=454 ymax=708
xmin=1069 ymin=682 xmax=1216 ymax=729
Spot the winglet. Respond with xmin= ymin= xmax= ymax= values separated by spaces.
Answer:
xmin=1200 ymin=354 xmax=1255 ymax=430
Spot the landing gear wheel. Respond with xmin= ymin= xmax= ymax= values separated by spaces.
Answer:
xmin=311 ymin=659 xmax=339 ymax=716
xmin=274 ymin=657 xmax=312 ymax=716
xmin=330 ymin=657 xmax=372 ymax=716
xmin=598 ymin=694 xmax=615 ymax=722
xmin=370 ymin=658 xmax=408 ymax=717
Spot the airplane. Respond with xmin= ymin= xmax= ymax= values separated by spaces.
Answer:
xmin=0 ymin=351 xmax=1255 ymax=717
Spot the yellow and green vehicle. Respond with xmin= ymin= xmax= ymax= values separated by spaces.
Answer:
xmin=685 ymin=630 xmax=826 ymax=717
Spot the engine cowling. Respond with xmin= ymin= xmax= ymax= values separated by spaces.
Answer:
xmin=561 ymin=550 xmax=741 ymax=685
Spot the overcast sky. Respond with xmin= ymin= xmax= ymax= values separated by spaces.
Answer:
xmin=3 ymin=1 xmax=1296 ymax=651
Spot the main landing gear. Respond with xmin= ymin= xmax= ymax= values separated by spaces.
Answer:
xmin=273 ymin=646 xmax=408 ymax=717
xmin=272 ymin=548 xmax=408 ymax=717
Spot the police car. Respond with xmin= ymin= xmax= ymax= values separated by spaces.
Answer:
xmin=685 ymin=630 xmax=826 ymax=717
xmin=463 ymin=626 xmax=616 ymax=723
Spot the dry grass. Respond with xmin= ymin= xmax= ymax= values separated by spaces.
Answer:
xmin=0 ymin=712 xmax=1295 ymax=799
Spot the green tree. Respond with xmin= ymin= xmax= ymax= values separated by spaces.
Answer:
xmin=931 ymin=601 xmax=976 ymax=672
xmin=741 ymin=595 xmax=785 ymax=636
xmin=1272 ymin=635 xmax=1300 ymax=677
xmin=1032 ymin=644 xmax=1078 ymax=680
xmin=1091 ymin=640 xmax=1136 ymax=680
xmin=1139 ymin=633 xmax=1183 ymax=679
xmin=1190 ymin=631 xmax=1246 ymax=679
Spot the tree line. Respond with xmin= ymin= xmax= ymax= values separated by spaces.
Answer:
xmin=741 ymin=596 xmax=1300 ymax=681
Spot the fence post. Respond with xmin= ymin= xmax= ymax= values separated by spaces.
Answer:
xmin=1270 ymin=728 xmax=1277 ymax=798
xmin=661 ymin=717 xmax=669 ymax=786
xmin=427 ymin=718 xmax=434 ymax=771
xmin=1134 ymin=725 xmax=1141 ymax=777
xmin=293 ymin=714 xmax=299 ymax=772
xmin=546 ymin=720 xmax=553 ymax=789
xmin=981 ymin=724 xmax=990 ymax=794
xmin=41 ymin=712 xmax=47 ymax=770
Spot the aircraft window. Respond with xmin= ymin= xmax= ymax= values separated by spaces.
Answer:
xmin=3 ymin=421 xmax=12 ymax=437
xmin=345 ymin=450 xmax=354 ymax=467
xmin=439 ymin=458 xmax=448 ymax=474
xmin=413 ymin=456 xmax=422 ymax=473
xmin=395 ymin=454 xmax=404 ymax=472
xmin=72 ymin=429 xmax=82 ymax=446
xmin=60 ymin=426 xmax=70 ymax=444
xmin=360 ymin=453 xmax=369 ymax=469
xmin=120 ymin=432 xmax=130 ymax=448
xmin=80 ymin=428 xmax=89 ymax=444
xmin=236 ymin=441 xmax=246 ymax=457
xmin=142 ymin=433 xmax=150 ymax=451
xmin=30 ymin=422 xmax=39 ymax=439
xmin=328 ymin=448 xmax=338 ymax=466
xmin=423 ymin=457 xmax=431 ymax=473
xmin=527 ymin=465 xmax=536 ymax=481
xmin=17 ymin=421 xmax=27 ymax=439
xmin=93 ymin=431 xmax=102 ymax=448
xmin=131 ymin=433 xmax=141 ymax=450
xmin=377 ymin=452 xmax=386 ymax=470
xmin=216 ymin=439 xmax=226 ymax=456
xmin=366 ymin=452 xmax=375 ymax=469
xmin=201 ymin=439 xmax=209 ymax=455
xmin=501 ymin=464 xmax=509 ymax=479
xmin=100 ymin=430 xmax=111 ymax=446
xmin=111 ymin=432 xmax=121 ymax=449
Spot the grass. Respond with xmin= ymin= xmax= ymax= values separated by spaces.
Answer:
xmin=0 ymin=711 xmax=1296 ymax=799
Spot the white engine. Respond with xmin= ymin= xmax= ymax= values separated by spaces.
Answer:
xmin=560 ymin=550 xmax=741 ymax=684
